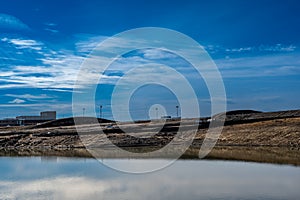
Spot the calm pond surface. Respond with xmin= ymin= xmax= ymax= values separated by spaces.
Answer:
xmin=0 ymin=157 xmax=299 ymax=200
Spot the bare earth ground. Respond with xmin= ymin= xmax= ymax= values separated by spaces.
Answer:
xmin=199 ymin=117 xmax=300 ymax=147
xmin=0 ymin=117 xmax=299 ymax=149
xmin=0 ymin=112 xmax=299 ymax=166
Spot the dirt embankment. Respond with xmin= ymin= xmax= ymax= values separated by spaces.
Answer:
xmin=1 ymin=110 xmax=299 ymax=166
xmin=195 ymin=117 xmax=300 ymax=147
xmin=0 ymin=111 xmax=299 ymax=149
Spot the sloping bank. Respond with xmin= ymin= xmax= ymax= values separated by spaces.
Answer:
xmin=0 ymin=109 xmax=299 ymax=165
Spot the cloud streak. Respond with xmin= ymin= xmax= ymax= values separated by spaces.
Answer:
xmin=1 ymin=32 xmax=299 ymax=92
xmin=0 ymin=161 xmax=299 ymax=200
xmin=0 ymin=13 xmax=30 ymax=31
xmin=206 ymin=44 xmax=297 ymax=54
xmin=1 ymin=38 xmax=43 ymax=51
xmin=5 ymin=94 xmax=52 ymax=100
xmin=8 ymin=98 xmax=25 ymax=104
xmin=215 ymin=53 xmax=300 ymax=78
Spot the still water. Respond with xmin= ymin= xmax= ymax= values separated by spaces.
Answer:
xmin=0 ymin=157 xmax=299 ymax=200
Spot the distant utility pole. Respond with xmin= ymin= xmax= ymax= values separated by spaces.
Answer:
xmin=82 ymin=108 xmax=85 ymax=117
xmin=176 ymin=105 xmax=179 ymax=118
xmin=99 ymin=105 xmax=103 ymax=119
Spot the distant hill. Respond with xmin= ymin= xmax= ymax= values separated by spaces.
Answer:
xmin=212 ymin=109 xmax=300 ymax=125
xmin=30 ymin=109 xmax=300 ymax=129
xmin=212 ymin=110 xmax=262 ymax=120
xmin=33 ymin=117 xmax=114 ymax=128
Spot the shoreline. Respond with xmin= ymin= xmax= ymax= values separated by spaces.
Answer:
xmin=0 ymin=109 xmax=299 ymax=166
xmin=0 ymin=146 xmax=299 ymax=167
xmin=1 ymin=116 xmax=299 ymax=149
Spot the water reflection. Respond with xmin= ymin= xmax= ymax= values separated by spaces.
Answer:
xmin=0 ymin=157 xmax=299 ymax=200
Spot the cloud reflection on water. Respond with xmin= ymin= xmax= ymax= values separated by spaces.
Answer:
xmin=0 ymin=158 xmax=299 ymax=200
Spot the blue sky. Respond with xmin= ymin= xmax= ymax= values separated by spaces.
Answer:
xmin=0 ymin=0 xmax=300 ymax=120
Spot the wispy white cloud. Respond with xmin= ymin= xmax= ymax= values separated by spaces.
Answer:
xmin=44 ymin=28 xmax=59 ymax=33
xmin=9 ymin=39 xmax=41 ymax=46
xmin=1 ymin=38 xmax=43 ymax=51
xmin=0 ymin=13 xmax=30 ymax=31
xmin=206 ymin=44 xmax=297 ymax=54
xmin=0 ymin=84 xmax=24 ymax=89
xmin=1 ymin=33 xmax=299 ymax=92
xmin=42 ymin=88 xmax=74 ymax=93
xmin=258 ymin=44 xmax=296 ymax=52
xmin=5 ymin=94 xmax=52 ymax=100
xmin=44 ymin=22 xmax=57 ymax=27
xmin=215 ymin=53 xmax=300 ymax=78
xmin=43 ymin=22 xmax=59 ymax=33
xmin=1 ymin=50 xmax=120 ymax=90
xmin=141 ymin=49 xmax=177 ymax=59
xmin=0 ymin=103 xmax=72 ymax=115
xmin=225 ymin=47 xmax=253 ymax=53
xmin=8 ymin=98 xmax=25 ymax=104
xmin=0 ymin=52 xmax=85 ymax=89
xmin=75 ymin=34 xmax=108 ymax=54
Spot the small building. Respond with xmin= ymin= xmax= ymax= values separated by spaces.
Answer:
xmin=17 ymin=111 xmax=56 ymax=126
xmin=0 ymin=118 xmax=18 ymax=126
xmin=0 ymin=111 xmax=56 ymax=126
xmin=161 ymin=115 xmax=172 ymax=119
